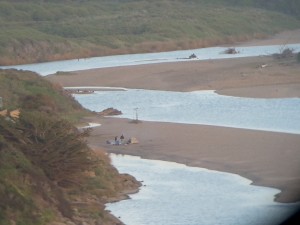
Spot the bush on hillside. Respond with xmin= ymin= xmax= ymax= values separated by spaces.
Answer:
xmin=16 ymin=111 xmax=98 ymax=184
xmin=21 ymin=93 xmax=58 ymax=113
xmin=0 ymin=117 xmax=74 ymax=224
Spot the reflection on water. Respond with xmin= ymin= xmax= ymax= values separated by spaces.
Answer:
xmin=74 ymin=89 xmax=300 ymax=134
xmin=106 ymin=154 xmax=299 ymax=225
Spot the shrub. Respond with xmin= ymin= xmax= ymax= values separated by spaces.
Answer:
xmin=21 ymin=93 xmax=57 ymax=114
xmin=0 ymin=111 xmax=98 ymax=185
xmin=18 ymin=111 xmax=98 ymax=184
xmin=273 ymin=48 xmax=294 ymax=59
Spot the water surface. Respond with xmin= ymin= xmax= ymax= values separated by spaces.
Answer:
xmin=74 ymin=89 xmax=300 ymax=134
xmin=2 ymin=44 xmax=300 ymax=75
xmin=3 ymin=43 xmax=299 ymax=224
xmin=106 ymin=154 xmax=299 ymax=225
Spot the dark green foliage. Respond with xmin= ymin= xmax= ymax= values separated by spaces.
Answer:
xmin=0 ymin=132 xmax=56 ymax=225
xmin=0 ymin=69 xmax=138 ymax=224
xmin=0 ymin=69 xmax=96 ymax=183
xmin=16 ymin=111 xmax=97 ymax=183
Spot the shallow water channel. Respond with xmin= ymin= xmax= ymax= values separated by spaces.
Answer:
xmin=74 ymin=89 xmax=300 ymax=134
xmin=2 ymin=43 xmax=300 ymax=75
xmin=73 ymin=89 xmax=300 ymax=224
xmin=106 ymin=154 xmax=299 ymax=225
xmin=3 ymin=43 xmax=300 ymax=224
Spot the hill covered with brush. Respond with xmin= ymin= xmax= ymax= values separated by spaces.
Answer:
xmin=0 ymin=0 xmax=299 ymax=65
xmin=0 ymin=69 xmax=140 ymax=225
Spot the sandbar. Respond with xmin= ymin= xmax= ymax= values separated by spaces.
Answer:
xmin=47 ymin=29 xmax=300 ymax=203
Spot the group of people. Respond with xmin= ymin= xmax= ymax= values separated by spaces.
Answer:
xmin=107 ymin=134 xmax=138 ymax=145
xmin=114 ymin=134 xmax=125 ymax=145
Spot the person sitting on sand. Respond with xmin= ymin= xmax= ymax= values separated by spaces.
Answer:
xmin=120 ymin=134 xmax=124 ymax=143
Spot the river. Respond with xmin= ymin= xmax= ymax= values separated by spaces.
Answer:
xmin=105 ymin=154 xmax=299 ymax=225
xmin=3 ymin=44 xmax=300 ymax=225
xmin=1 ymin=44 xmax=300 ymax=76
xmin=72 ymin=88 xmax=300 ymax=225
xmin=74 ymin=89 xmax=300 ymax=134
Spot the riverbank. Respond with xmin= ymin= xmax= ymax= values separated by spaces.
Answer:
xmin=85 ymin=116 xmax=300 ymax=203
xmin=47 ymin=30 xmax=300 ymax=204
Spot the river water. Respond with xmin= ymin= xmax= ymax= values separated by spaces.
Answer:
xmin=3 ymin=44 xmax=300 ymax=224
xmin=1 ymin=44 xmax=300 ymax=75
xmin=73 ymin=89 xmax=300 ymax=225
xmin=74 ymin=89 xmax=300 ymax=134
xmin=106 ymin=154 xmax=299 ymax=225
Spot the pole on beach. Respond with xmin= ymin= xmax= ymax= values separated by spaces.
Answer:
xmin=134 ymin=107 xmax=139 ymax=121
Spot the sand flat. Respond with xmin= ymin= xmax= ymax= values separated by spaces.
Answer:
xmin=87 ymin=117 xmax=300 ymax=203
xmin=47 ymin=29 xmax=300 ymax=203
xmin=47 ymin=55 xmax=300 ymax=98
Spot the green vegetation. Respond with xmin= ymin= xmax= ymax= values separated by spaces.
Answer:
xmin=0 ymin=0 xmax=299 ymax=65
xmin=0 ymin=69 xmax=89 ymax=122
xmin=0 ymin=69 xmax=140 ymax=225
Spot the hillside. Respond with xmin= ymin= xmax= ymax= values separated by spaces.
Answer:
xmin=0 ymin=69 xmax=140 ymax=225
xmin=0 ymin=0 xmax=299 ymax=65
xmin=0 ymin=69 xmax=90 ymax=122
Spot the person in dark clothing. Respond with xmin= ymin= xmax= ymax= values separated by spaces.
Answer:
xmin=120 ymin=134 xmax=125 ymax=143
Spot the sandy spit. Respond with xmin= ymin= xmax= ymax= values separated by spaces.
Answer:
xmin=47 ymin=29 xmax=300 ymax=203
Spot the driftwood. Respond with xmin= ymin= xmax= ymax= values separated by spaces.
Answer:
xmin=177 ymin=53 xmax=198 ymax=60
xmin=223 ymin=47 xmax=239 ymax=54
xmin=188 ymin=53 xmax=197 ymax=59
xmin=273 ymin=48 xmax=294 ymax=59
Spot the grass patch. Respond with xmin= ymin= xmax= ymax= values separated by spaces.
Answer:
xmin=0 ymin=0 xmax=299 ymax=65
xmin=0 ymin=69 xmax=90 ymax=122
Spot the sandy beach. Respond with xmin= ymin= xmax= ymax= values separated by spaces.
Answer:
xmin=48 ymin=55 xmax=300 ymax=98
xmin=47 ymin=29 xmax=300 ymax=203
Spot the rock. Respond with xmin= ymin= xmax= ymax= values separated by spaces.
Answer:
xmin=98 ymin=108 xmax=122 ymax=116
xmin=188 ymin=53 xmax=197 ymax=59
